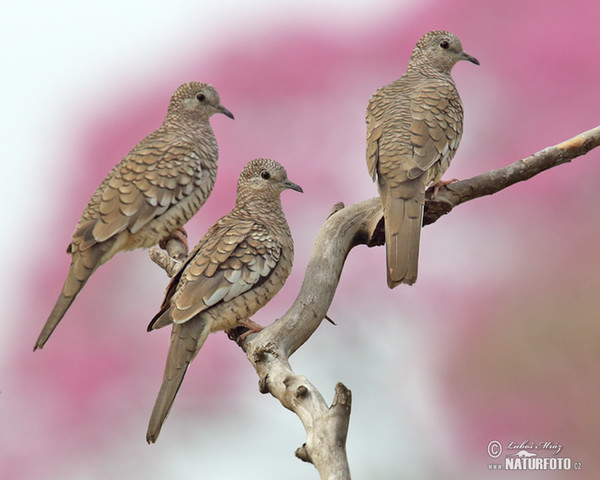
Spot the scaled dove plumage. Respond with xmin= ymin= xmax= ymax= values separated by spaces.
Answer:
xmin=34 ymin=82 xmax=234 ymax=350
xmin=366 ymin=30 xmax=479 ymax=287
xmin=146 ymin=158 xmax=302 ymax=443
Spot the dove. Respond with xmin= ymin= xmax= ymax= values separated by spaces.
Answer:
xmin=366 ymin=30 xmax=479 ymax=287
xmin=145 ymin=158 xmax=302 ymax=443
xmin=34 ymin=82 xmax=233 ymax=350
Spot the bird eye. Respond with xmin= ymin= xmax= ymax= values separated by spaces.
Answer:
xmin=260 ymin=170 xmax=271 ymax=180
xmin=196 ymin=93 xmax=206 ymax=102
xmin=440 ymin=40 xmax=449 ymax=49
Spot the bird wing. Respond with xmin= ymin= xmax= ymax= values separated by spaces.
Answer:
xmin=407 ymin=80 xmax=463 ymax=181
xmin=366 ymin=95 xmax=381 ymax=182
xmin=72 ymin=132 xmax=205 ymax=251
xmin=149 ymin=218 xmax=281 ymax=329
xmin=366 ymin=87 xmax=393 ymax=182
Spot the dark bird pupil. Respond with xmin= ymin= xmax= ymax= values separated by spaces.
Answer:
xmin=440 ymin=41 xmax=449 ymax=49
xmin=261 ymin=171 xmax=270 ymax=180
xmin=196 ymin=93 xmax=205 ymax=101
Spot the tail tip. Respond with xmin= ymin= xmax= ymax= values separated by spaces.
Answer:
xmin=387 ymin=271 xmax=417 ymax=289
xmin=146 ymin=429 xmax=159 ymax=444
xmin=33 ymin=338 xmax=46 ymax=352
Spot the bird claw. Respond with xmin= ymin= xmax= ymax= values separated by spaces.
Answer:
xmin=431 ymin=178 xmax=458 ymax=197
xmin=159 ymin=227 xmax=189 ymax=252
xmin=226 ymin=318 xmax=264 ymax=344
xmin=237 ymin=318 xmax=264 ymax=339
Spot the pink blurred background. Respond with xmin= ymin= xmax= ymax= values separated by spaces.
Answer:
xmin=3 ymin=0 xmax=600 ymax=478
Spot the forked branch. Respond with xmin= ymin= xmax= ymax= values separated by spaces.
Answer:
xmin=151 ymin=125 xmax=600 ymax=480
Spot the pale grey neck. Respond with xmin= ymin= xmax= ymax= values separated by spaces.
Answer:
xmin=166 ymin=111 xmax=212 ymax=132
xmin=235 ymin=194 xmax=287 ymax=229
xmin=406 ymin=59 xmax=454 ymax=82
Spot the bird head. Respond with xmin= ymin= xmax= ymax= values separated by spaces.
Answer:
xmin=168 ymin=81 xmax=234 ymax=120
xmin=409 ymin=30 xmax=479 ymax=75
xmin=237 ymin=158 xmax=303 ymax=203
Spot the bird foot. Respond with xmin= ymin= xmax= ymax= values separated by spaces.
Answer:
xmin=159 ymin=227 xmax=189 ymax=252
xmin=431 ymin=178 xmax=458 ymax=197
xmin=237 ymin=318 xmax=264 ymax=340
xmin=226 ymin=318 xmax=264 ymax=346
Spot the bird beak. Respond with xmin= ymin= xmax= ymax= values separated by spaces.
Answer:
xmin=217 ymin=104 xmax=235 ymax=119
xmin=282 ymin=179 xmax=303 ymax=193
xmin=460 ymin=51 xmax=480 ymax=65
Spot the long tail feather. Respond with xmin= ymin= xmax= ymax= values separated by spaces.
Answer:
xmin=384 ymin=196 xmax=423 ymax=288
xmin=146 ymin=320 xmax=210 ymax=443
xmin=34 ymin=257 xmax=95 ymax=350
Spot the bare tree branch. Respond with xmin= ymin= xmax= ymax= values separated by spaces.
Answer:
xmin=148 ymin=244 xmax=183 ymax=278
xmin=150 ymin=125 xmax=600 ymax=479
xmin=421 ymin=125 xmax=600 ymax=227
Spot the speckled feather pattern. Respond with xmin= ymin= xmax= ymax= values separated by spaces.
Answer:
xmin=146 ymin=158 xmax=300 ymax=443
xmin=35 ymin=82 xmax=231 ymax=350
xmin=366 ymin=30 xmax=477 ymax=287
